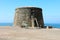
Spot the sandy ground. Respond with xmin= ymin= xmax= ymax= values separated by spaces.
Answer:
xmin=0 ymin=26 xmax=60 ymax=40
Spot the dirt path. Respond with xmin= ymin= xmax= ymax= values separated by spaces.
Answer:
xmin=0 ymin=26 xmax=60 ymax=40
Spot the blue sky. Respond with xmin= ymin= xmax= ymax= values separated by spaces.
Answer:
xmin=0 ymin=0 xmax=60 ymax=24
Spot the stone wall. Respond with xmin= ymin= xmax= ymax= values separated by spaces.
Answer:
xmin=14 ymin=7 xmax=44 ymax=28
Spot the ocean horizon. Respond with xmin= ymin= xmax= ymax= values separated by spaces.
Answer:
xmin=0 ymin=23 xmax=60 ymax=28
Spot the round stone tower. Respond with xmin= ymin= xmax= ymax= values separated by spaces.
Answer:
xmin=14 ymin=7 xmax=44 ymax=28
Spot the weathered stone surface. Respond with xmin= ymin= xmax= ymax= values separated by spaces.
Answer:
xmin=14 ymin=7 xmax=44 ymax=28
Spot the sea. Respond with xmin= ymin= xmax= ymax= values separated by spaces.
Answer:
xmin=0 ymin=23 xmax=60 ymax=28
